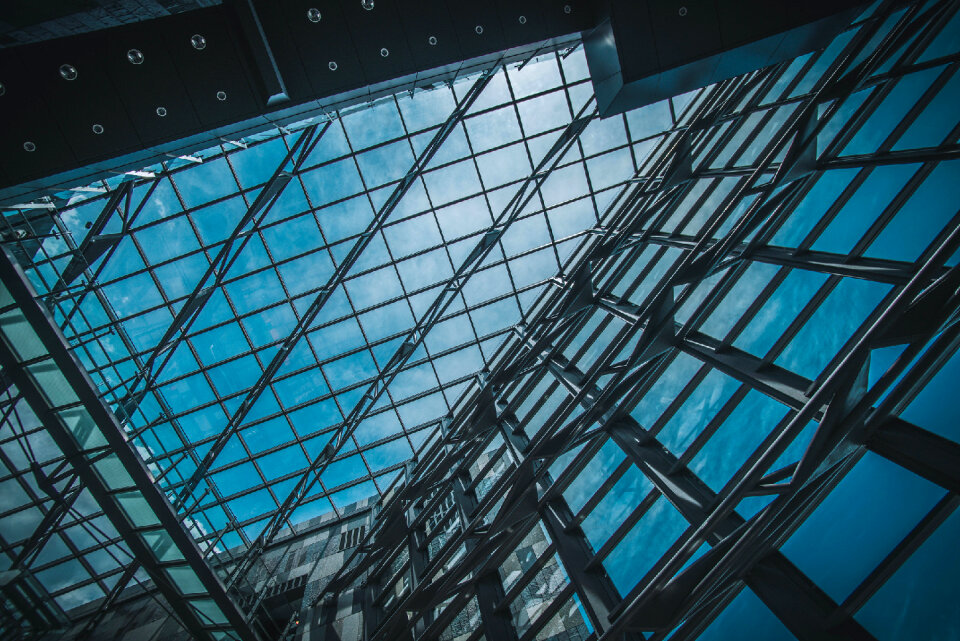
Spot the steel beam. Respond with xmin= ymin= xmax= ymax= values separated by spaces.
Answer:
xmin=117 ymin=126 xmax=319 ymax=440
xmin=0 ymin=247 xmax=258 ymax=641
xmin=176 ymin=69 xmax=496 ymax=521
xmin=642 ymin=234 xmax=932 ymax=286
xmin=746 ymin=552 xmax=877 ymax=641
xmin=679 ymin=332 xmax=811 ymax=411
xmin=867 ymin=417 xmax=960 ymax=495
xmin=835 ymin=492 xmax=959 ymax=622
xmin=501 ymin=417 xmax=625 ymax=637
xmin=230 ymin=95 xmax=599 ymax=585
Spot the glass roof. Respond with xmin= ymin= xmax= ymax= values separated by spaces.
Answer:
xmin=12 ymin=47 xmax=650 ymax=552
xmin=2 ymin=1 xmax=960 ymax=638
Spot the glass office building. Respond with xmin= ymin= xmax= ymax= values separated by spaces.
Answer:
xmin=1 ymin=1 xmax=959 ymax=640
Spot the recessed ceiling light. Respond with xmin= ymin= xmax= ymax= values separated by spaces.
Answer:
xmin=59 ymin=64 xmax=78 ymax=81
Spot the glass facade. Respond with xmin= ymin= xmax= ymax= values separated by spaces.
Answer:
xmin=1 ymin=1 xmax=959 ymax=640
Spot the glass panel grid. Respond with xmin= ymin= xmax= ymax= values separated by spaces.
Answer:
xmin=2 ymin=4 xmax=959 ymax=640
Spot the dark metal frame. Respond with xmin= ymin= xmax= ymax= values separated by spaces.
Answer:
xmin=300 ymin=3 xmax=960 ymax=641
xmin=1 ymin=0 xmax=959 ymax=639
xmin=0 ymin=247 xmax=258 ymax=640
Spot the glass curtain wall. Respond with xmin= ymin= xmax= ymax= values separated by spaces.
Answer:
xmin=1 ymin=0 xmax=959 ymax=639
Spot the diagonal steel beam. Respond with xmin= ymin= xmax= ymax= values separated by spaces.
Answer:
xmin=0 ymin=247 xmax=259 ymax=641
xmin=500 ymin=416 xmax=628 ymax=637
xmin=602 ymin=239 xmax=960 ymax=641
xmin=173 ymin=67 xmax=500 ymax=519
xmin=114 ymin=124 xmax=323 ymax=427
xmin=746 ymin=552 xmax=878 ymax=641
xmin=604 ymin=418 xmax=875 ymax=639
xmin=832 ymin=491 xmax=960 ymax=622
xmin=53 ymin=181 xmax=132 ymax=291
xmin=310 ymin=7 xmax=960 ymax=641
xmin=530 ymin=336 xmax=875 ymax=639
xmin=46 ymin=126 xmax=328 ymax=622
xmin=301 ymin=105 xmax=702 ymax=639
xmin=230 ymin=95 xmax=600 ymax=586
xmin=868 ymin=416 xmax=960 ymax=494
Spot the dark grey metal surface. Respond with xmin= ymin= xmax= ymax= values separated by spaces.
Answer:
xmin=0 ymin=0 xmax=592 ymax=203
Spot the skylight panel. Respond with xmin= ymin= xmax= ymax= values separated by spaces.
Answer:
xmin=5 ymin=47 xmax=675 ymax=555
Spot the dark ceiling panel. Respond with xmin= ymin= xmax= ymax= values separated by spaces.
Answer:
xmin=608 ymin=1 xmax=659 ymax=80
xmin=101 ymin=21 xmax=203 ymax=147
xmin=340 ymin=0 xmax=416 ymax=86
xmin=162 ymin=10 xmax=263 ymax=129
xmin=788 ymin=0 xmax=866 ymax=26
xmin=649 ymin=0 xmax=723 ymax=69
xmin=540 ymin=0 xmax=594 ymax=40
xmin=283 ymin=0 xmax=366 ymax=96
xmin=495 ymin=0 xmax=549 ymax=47
xmin=25 ymin=32 xmax=141 ymax=164
xmin=449 ymin=3 xmax=506 ymax=60
xmin=396 ymin=0 xmax=460 ymax=71
xmin=716 ymin=0 xmax=788 ymax=48
xmin=0 ymin=49 xmax=78 ymax=183
xmin=1 ymin=0 xmax=593 ymax=198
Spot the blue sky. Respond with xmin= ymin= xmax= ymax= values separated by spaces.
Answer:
xmin=13 ymin=8 xmax=960 ymax=635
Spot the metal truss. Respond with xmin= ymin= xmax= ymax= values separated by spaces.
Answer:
xmin=0 ymin=249 xmax=258 ymax=641
xmin=297 ymin=3 xmax=960 ymax=641
xmin=227 ymin=85 xmax=599 ymax=590
xmin=1 ymin=1 xmax=960 ymax=639
xmin=0 ymin=390 xmax=72 ymax=640
xmin=2 ymin=40 xmax=613 ymax=633
xmin=180 ymin=66 xmax=499 ymax=527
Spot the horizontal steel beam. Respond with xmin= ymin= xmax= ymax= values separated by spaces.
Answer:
xmin=867 ymin=416 xmax=960 ymax=495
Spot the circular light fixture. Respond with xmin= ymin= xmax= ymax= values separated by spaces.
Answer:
xmin=328 ymin=61 xmax=338 ymax=71
xmin=191 ymin=34 xmax=207 ymax=50
xmin=92 ymin=123 xmax=104 ymax=134
xmin=380 ymin=47 xmax=389 ymax=57
xmin=679 ymin=6 xmax=688 ymax=16
xmin=127 ymin=49 xmax=145 ymax=65
xmin=59 ymin=64 xmax=78 ymax=81
xmin=564 ymin=4 xmax=572 ymax=14
xmin=361 ymin=0 xmax=374 ymax=10
xmin=23 ymin=141 xmax=36 ymax=152
xmin=0 ymin=82 xmax=5 ymax=96
xmin=216 ymin=90 xmax=227 ymax=101
xmin=156 ymin=106 xmax=168 ymax=117
xmin=307 ymin=8 xmax=321 ymax=22
xmin=519 ymin=15 xmax=527 ymax=24
xmin=475 ymin=25 xmax=483 ymax=34
xmin=428 ymin=35 xmax=437 ymax=46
